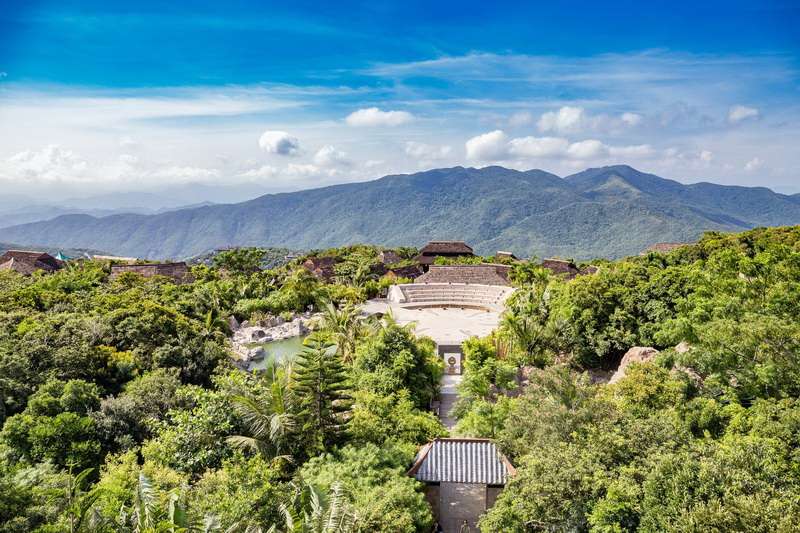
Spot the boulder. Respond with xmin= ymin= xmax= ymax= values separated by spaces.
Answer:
xmin=674 ymin=341 xmax=691 ymax=354
xmin=247 ymin=347 xmax=266 ymax=361
xmin=609 ymin=346 xmax=659 ymax=384
xmin=251 ymin=329 xmax=267 ymax=341
xmin=227 ymin=315 xmax=240 ymax=331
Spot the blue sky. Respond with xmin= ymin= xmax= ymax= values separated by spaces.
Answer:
xmin=1 ymin=0 xmax=799 ymax=198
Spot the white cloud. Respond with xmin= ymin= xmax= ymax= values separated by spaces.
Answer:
xmin=537 ymin=106 xmax=584 ymax=134
xmin=466 ymin=131 xmax=659 ymax=163
xmin=152 ymin=166 xmax=220 ymax=182
xmin=286 ymin=163 xmax=341 ymax=178
xmin=258 ymin=130 xmax=300 ymax=156
xmin=508 ymin=111 xmax=534 ymax=127
xmin=745 ymin=157 xmax=763 ymax=171
xmin=700 ymin=150 xmax=714 ymax=162
xmin=313 ymin=145 xmax=351 ymax=167
xmin=345 ymin=107 xmax=414 ymax=127
xmin=536 ymin=107 xmax=642 ymax=134
xmin=119 ymin=136 xmax=139 ymax=149
xmin=5 ymin=145 xmax=90 ymax=183
xmin=465 ymin=130 xmax=509 ymax=160
xmin=119 ymin=154 xmax=139 ymax=165
xmin=566 ymin=139 xmax=608 ymax=159
xmin=404 ymin=141 xmax=452 ymax=161
xmin=621 ymin=112 xmax=643 ymax=126
xmin=608 ymin=144 xmax=654 ymax=157
xmin=508 ymin=136 xmax=569 ymax=158
xmin=240 ymin=165 xmax=279 ymax=179
xmin=728 ymin=105 xmax=759 ymax=123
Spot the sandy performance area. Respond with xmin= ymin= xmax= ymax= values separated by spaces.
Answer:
xmin=361 ymin=300 xmax=502 ymax=345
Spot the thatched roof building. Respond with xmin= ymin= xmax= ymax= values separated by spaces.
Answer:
xmin=0 ymin=250 xmax=64 ymax=275
xmin=415 ymin=241 xmax=475 ymax=266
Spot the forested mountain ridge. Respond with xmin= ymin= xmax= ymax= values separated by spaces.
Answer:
xmin=2 ymin=165 xmax=800 ymax=260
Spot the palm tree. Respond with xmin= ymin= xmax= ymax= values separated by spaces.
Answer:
xmin=272 ymin=481 xmax=356 ymax=533
xmin=500 ymin=275 xmax=556 ymax=367
xmin=117 ymin=472 xmax=223 ymax=533
xmin=227 ymin=362 xmax=296 ymax=463
xmin=63 ymin=467 xmax=105 ymax=533
xmin=320 ymin=301 xmax=362 ymax=364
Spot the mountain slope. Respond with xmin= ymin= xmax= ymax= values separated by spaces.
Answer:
xmin=2 ymin=165 xmax=799 ymax=260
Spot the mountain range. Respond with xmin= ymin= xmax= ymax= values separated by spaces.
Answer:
xmin=2 ymin=165 xmax=799 ymax=260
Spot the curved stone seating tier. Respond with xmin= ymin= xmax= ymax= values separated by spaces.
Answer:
xmin=387 ymin=283 xmax=514 ymax=312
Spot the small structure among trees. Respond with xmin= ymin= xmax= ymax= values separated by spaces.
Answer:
xmin=415 ymin=241 xmax=475 ymax=269
xmin=110 ymin=262 xmax=190 ymax=283
xmin=408 ymin=438 xmax=516 ymax=532
xmin=0 ymin=250 xmax=64 ymax=275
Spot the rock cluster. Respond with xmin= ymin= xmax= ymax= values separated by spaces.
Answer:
xmin=229 ymin=313 xmax=320 ymax=363
xmin=608 ymin=346 xmax=660 ymax=384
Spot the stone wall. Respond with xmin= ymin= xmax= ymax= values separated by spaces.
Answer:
xmin=110 ymin=262 xmax=190 ymax=282
xmin=415 ymin=265 xmax=510 ymax=286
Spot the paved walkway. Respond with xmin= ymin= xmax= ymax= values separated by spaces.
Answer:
xmin=439 ymin=374 xmax=462 ymax=430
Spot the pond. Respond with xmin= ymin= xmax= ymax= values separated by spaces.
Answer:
xmin=247 ymin=335 xmax=308 ymax=371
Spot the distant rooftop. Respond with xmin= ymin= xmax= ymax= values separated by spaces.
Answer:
xmin=0 ymin=250 xmax=64 ymax=275
xmin=419 ymin=241 xmax=474 ymax=255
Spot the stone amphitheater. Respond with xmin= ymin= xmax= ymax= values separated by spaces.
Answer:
xmin=387 ymin=283 xmax=513 ymax=312
xmin=362 ymin=264 xmax=515 ymax=346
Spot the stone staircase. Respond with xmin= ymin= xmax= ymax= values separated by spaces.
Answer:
xmin=438 ymin=374 xmax=462 ymax=429
xmin=389 ymin=283 xmax=514 ymax=311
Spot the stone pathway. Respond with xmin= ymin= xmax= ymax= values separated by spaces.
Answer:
xmin=439 ymin=373 xmax=462 ymax=430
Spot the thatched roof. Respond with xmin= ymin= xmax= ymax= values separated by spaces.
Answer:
xmin=418 ymin=241 xmax=474 ymax=255
xmin=0 ymin=250 xmax=64 ymax=275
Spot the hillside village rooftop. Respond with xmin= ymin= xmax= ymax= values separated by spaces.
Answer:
xmin=415 ymin=240 xmax=475 ymax=266
xmin=0 ymin=250 xmax=64 ymax=275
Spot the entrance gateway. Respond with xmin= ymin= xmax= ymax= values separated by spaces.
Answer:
xmin=438 ymin=344 xmax=463 ymax=375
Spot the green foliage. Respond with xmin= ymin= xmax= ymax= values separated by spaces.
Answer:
xmin=348 ymin=389 xmax=446 ymax=447
xmin=300 ymin=443 xmax=433 ymax=532
xmin=453 ymin=337 xmax=518 ymax=438
xmin=5 ymin=227 xmax=800 ymax=532
xmin=212 ymin=247 xmax=275 ymax=274
xmin=353 ymin=323 xmax=442 ymax=409
xmin=292 ymin=337 xmax=352 ymax=457
xmin=1 ymin=379 xmax=102 ymax=470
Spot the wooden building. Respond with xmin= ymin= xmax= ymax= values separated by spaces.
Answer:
xmin=408 ymin=438 xmax=515 ymax=532
xmin=415 ymin=241 xmax=475 ymax=269
xmin=0 ymin=250 xmax=64 ymax=275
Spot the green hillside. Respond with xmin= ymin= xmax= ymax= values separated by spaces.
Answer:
xmin=3 ymin=165 xmax=800 ymax=260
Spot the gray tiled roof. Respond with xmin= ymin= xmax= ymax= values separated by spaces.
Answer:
xmin=408 ymin=438 xmax=514 ymax=485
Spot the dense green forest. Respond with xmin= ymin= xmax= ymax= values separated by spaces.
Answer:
xmin=2 ymin=227 xmax=800 ymax=531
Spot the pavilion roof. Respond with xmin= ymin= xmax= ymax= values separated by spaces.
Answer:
xmin=408 ymin=438 xmax=515 ymax=485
